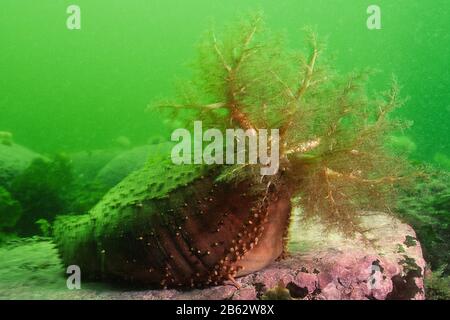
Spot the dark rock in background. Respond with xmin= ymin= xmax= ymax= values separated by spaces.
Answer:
xmin=0 ymin=143 xmax=44 ymax=187
xmin=69 ymin=149 xmax=120 ymax=183
xmin=95 ymin=143 xmax=173 ymax=189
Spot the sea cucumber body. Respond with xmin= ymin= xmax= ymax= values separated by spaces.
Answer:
xmin=54 ymin=156 xmax=291 ymax=287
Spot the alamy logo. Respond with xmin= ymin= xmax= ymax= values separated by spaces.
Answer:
xmin=66 ymin=265 xmax=81 ymax=289
xmin=171 ymin=121 xmax=280 ymax=176
xmin=368 ymin=264 xmax=382 ymax=290
xmin=367 ymin=5 xmax=382 ymax=30
xmin=66 ymin=5 xmax=81 ymax=30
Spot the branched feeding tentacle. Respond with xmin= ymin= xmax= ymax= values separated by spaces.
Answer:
xmin=149 ymin=13 xmax=411 ymax=234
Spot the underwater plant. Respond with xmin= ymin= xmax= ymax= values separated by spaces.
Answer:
xmin=54 ymin=14 xmax=410 ymax=288
xmin=10 ymin=154 xmax=74 ymax=235
xmin=396 ymin=164 xmax=450 ymax=275
xmin=261 ymin=281 xmax=293 ymax=300
xmin=9 ymin=153 xmax=109 ymax=235
xmin=0 ymin=186 xmax=22 ymax=231
xmin=424 ymin=266 xmax=450 ymax=300
xmin=35 ymin=218 xmax=52 ymax=237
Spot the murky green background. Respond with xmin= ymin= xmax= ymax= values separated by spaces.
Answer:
xmin=1 ymin=1 xmax=449 ymax=300
xmin=1 ymin=0 xmax=449 ymax=162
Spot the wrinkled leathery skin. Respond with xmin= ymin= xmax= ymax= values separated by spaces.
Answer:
xmin=54 ymin=156 xmax=292 ymax=288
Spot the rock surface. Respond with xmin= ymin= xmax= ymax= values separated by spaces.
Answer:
xmin=0 ymin=143 xmax=43 ymax=186
xmin=95 ymin=143 xmax=173 ymax=188
xmin=69 ymin=149 xmax=120 ymax=183
xmin=0 ymin=212 xmax=426 ymax=300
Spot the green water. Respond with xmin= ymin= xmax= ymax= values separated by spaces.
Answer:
xmin=1 ymin=0 xmax=449 ymax=161
xmin=1 ymin=0 xmax=450 ymax=300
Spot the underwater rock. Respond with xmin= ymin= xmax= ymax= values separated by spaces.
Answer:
xmin=95 ymin=143 xmax=174 ymax=188
xmin=114 ymin=136 xmax=132 ymax=149
xmin=69 ymin=149 xmax=120 ymax=183
xmin=0 ymin=143 xmax=44 ymax=186
xmin=433 ymin=152 xmax=450 ymax=171
xmin=0 ymin=131 xmax=13 ymax=146
xmin=386 ymin=135 xmax=417 ymax=156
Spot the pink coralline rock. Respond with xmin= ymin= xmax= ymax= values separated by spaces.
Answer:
xmin=140 ymin=211 xmax=426 ymax=300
